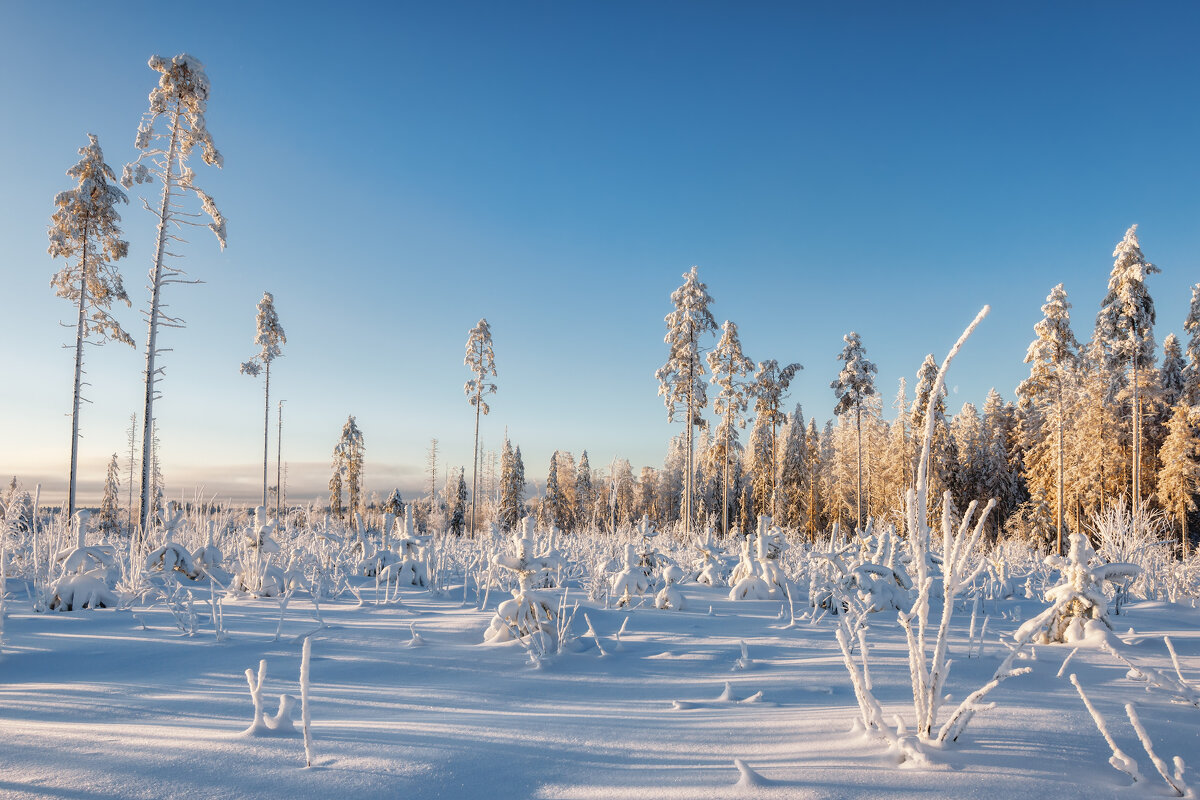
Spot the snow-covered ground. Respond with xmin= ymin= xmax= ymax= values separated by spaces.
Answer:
xmin=3 ymin=571 xmax=1197 ymax=799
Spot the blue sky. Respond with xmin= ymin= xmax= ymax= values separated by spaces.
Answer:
xmin=2 ymin=2 xmax=1198 ymax=506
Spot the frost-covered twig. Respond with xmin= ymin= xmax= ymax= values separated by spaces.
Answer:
xmin=300 ymin=636 xmax=313 ymax=767
xmin=1101 ymin=638 xmax=1200 ymax=707
xmin=582 ymin=613 xmax=607 ymax=657
xmin=1125 ymin=703 xmax=1186 ymax=796
xmin=1069 ymin=673 xmax=1141 ymax=783
xmin=1056 ymin=647 xmax=1079 ymax=679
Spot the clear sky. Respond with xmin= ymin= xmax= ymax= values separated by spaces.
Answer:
xmin=2 ymin=2 xmax=1197 ymax=507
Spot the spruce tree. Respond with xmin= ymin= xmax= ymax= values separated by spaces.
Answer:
xmin=575 ymin=451 xmax=595 ymax=531
xmin=99 ymin=453 xmax=122 ymax=537
xmin=655 ymin=267 xmax=717 ymax=537
xmin=498 ymin=440 xmax=526 ymax=531
xmin=1160 ymin=333 xmax=1187 ymax=409
xmin=1184 ymin=283 xmax=1200 ymax=405
xmin=48 ymin=135 xmax=133 ymax=517
xmin=831 ymin=331 xmax=877 ymax=530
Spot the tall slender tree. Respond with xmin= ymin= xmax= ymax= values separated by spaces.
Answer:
xmin=831 ymin=331 xmax=877 ymax=531
xmin=498 ymin=439 xmax=526 ymax=531
xmin=239 ymin=292 xmax=286 ymax=510
xmin=331 ymin=416 xmax=365 ymax=520
xmin=464 ymin=319 xmax=497 ymax=536
xmin=123 ymin=54 xmax=226 ymax=539
xmin=656 ymin=267 xmax=717 ymax=537
xmin=707 ymin=320 xmax=753 ymax=535
xmin=48 ymin=134 xmax=133 ymax=517
xmin=1018 ymin=284 xmax=1080 ymax=554
xmin=750 ymin=358 xmax=802 ymax=519
xmin=1094 ymin=225 xmax=1159 ymax=517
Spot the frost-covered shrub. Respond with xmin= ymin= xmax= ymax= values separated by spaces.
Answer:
xmin=729 ymin=517 xmax=787 ymax=601
xmin=610 ymin=543 xmax=651 ymax=607
xmin=47 ymin=512 xmax=119 ymax=611
xmin=694 ymin=526 xmax=725 ymax=586
xmin=1018 ymin=531 xmax=1140 ymax=644
xmin=379 ymin=508 xmax=429 ymax=588
xmin=484 ymin=518 xmax=563 ymax=644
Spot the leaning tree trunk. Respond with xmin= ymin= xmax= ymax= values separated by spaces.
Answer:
xmin=471 ymin=380 xmax=482 ymax=537
xmin=67 ymin=231 xmax=90 ymax=518
xmin=139 ymin=101 xmax=182 ymax=541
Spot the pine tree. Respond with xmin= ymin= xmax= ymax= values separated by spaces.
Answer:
xmin=1184 ymin=283 xmax=1200 ymax=405
xmin=239 ymin=292 xmax=286 ymax=510
xmin=48 ymin=134 xmax=133 ymax=518
xmin=99 ymin=453 xmax=122 ymax=537
xmin=1155 ymin=403 xmax=1199 ymax=555
xmin=1018 ymin=283 xmax=1080 ymax=553
xmin=750 ymin=359 xmax=802 ymax=519
xmin=707 ymin=320 xmax=754 ymax=534
xmin=655 ymin=267 xmax=718 ymax=537
xmin=831 ymin=331 xmax=877 ymax=530
xmin=464 ymin=319 xmax=497 ymax=536
xmin=331 ymin=416 xmax=364 ymax=519
xmin=124 ymin=54 xmax=226 ymax=539
xmin=1094 ymin=225 xmax=1160 ymax=517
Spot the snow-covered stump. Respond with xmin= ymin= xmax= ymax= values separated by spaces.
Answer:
xmin=654 ymin=565 xmax=686 ymax=610
xmin=242 ymin=659 xmax=298 ymax=737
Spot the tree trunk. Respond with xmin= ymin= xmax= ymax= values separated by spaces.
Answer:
xmin=262 ymin=360 xmax=270 ymax=510
xmin=855 ymin=402 xmax=863 ymax=532
xmin=276 ymin=401 xmax=284 ymax=519
xmin=1056 ymin=379 xmax=1064 ymax=556
xmin=139 ymin=102 xmax=182 ymax=541
xmin=471 ymin=379 xmax=482 ymax=537
xmin=68 ymin=230 xmax=89 ymax=518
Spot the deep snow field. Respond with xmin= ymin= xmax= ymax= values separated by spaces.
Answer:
xmin=3 ymin=559 xmax=1198 ymax=800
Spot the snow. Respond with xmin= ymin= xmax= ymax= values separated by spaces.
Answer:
xmin=2 ymin=564 xmax=1198 ymax=799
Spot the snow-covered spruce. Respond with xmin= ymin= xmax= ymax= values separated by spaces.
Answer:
xmin=610 ymin=543 xmax=651 ymax=608
xmin=655 ymin=564 xmax=686 ymax=610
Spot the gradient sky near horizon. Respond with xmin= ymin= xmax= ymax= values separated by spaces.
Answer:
xmin=2 ymin=2 xmax=1198 ymax=507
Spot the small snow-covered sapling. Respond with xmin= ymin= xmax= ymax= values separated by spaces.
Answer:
xmin=654 ymin=564 xmax=686 ymax=610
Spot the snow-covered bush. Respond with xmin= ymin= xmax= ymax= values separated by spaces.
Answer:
xmin=47 ymin=512 xmax=119 ymax=611
xmin=379 ymin=507 xmax=429 ymax=588
xmin=483 ymin=518 xmax=563 ymax=644
xmin=694 ymin=526 xmax=725 ymax=586
xmin=610 ymin=543 xmax=651 ymax=607
xmin=1017 ymin=531 xmax=1140 ymax=644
